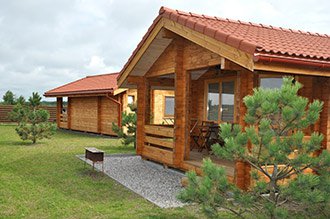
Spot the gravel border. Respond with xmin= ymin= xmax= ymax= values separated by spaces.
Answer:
xmin=77 ymin=154 xmax=186 ymax=208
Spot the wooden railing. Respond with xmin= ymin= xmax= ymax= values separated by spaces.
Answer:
xmin=143 ymin=125 xmax=174 ymax=165
xmin=60 ymin=113 xmax=68 ymax=122
xmin=59 ymin=113 xmax=68 ymax=128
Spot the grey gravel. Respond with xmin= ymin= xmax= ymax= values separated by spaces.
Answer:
xmin=77 ymin=154 xmax=186 ymax=208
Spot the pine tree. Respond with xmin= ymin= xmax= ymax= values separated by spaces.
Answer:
xmin=2 ymin=90 xmax=16 ymax=105
xmin=9 ymin=92 xmax=57 ymax=144
xmin=16 ymin=95 xmax=26 ymax=105
xmin=112 ymin=103 xmax=137 ymax=147
xmin=179 ymin=77 xmax=330 ymax=219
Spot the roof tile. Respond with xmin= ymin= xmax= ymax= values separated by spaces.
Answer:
xmin=118 ymin=7 xmax=330 ymax=81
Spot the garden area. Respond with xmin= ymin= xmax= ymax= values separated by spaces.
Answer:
xmin=0 ymin=125 xmax=204 ymax=219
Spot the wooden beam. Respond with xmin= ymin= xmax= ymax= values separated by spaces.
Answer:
xmin=149 ymin=78 xmax=175 ymax=87
xmin=144 ymin=125 xmax=174 ymax=138
xmin=146 ymin=67 xmax=175 ymax=78
xmin=56 ymin=97 xmax=62 ymax=127
xmin=145 ymin=136 xmax=174 ymax=149
xmin=67 ymin=97 xmax=72 ymax=129
xmin=127 ymin=76 xmax=144 ymax=84
xmin=163 ymin=18 xmax=254 ymax=71
xmin=255 ymin=62 xmax=330 ymax=77
xmin=173 ymin=39 xmax=190 ymax=166
xmin=136 ymin=78 xmax=149 ymax=155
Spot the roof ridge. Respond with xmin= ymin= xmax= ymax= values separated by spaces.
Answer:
xmin=85 ymin=72 xmax=119 ymax=78
xmin=159 ymin=6 xmax=330 ymax=38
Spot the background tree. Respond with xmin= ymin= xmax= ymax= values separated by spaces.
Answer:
xmin=2 ymin=90 xmax=16 ymax=105
xmin=179 ymin=77 xmax=330 ymax=219
xmin=16 ymin=95 xmax=26 ymax=105
xmin=9 ymin=92 xmax=56 ymax=144
xmin=112 ymin=103 xmax=137 ymax=147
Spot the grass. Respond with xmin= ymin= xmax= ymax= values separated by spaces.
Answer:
xmin=0 ymin=125 xmax=207 ymax=219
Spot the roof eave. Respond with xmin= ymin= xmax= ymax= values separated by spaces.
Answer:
xmin=44 ymin=89 xmax=115 ymax=97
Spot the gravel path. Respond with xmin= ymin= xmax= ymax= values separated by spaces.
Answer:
xmin=78 ymin=154 xmax=185 ymax=208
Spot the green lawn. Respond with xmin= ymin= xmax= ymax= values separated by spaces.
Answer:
xmin=0 ymin=125 xmax=204 ymax=219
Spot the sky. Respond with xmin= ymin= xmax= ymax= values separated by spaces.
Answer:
xmin=0 ymin=0 xmax=329 ymax=100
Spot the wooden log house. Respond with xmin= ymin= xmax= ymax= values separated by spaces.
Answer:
xmin=44 ymin=73 xmax=174 ymax=135
xmin=44 ymin=73 xmax=137 ymax=135
xmin=117 ymin=7 xmax=330 ymax=189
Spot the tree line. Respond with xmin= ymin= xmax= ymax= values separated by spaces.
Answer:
xmin=1 ymin=90 xmax=56 ymax=106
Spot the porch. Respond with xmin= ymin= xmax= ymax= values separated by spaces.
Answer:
xmin=121 ymin=28 xmax=330 ymax=189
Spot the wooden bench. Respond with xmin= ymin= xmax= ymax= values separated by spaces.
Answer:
xmin=85 ymin=147 xmax=104 ymax=172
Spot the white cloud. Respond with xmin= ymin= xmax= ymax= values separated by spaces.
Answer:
xmin=0 ymin=0 xmax=329 ymax=100
xmin=85 ymin=55 xmax=119 ymax=74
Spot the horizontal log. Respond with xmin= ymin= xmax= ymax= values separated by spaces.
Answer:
xmin=144 ymin=136 xmax=174 ymax=149
xmin=144 ymin=125 xmax=174 ymax=138
xmin=142 ymin=145 xmax=173 ymax=165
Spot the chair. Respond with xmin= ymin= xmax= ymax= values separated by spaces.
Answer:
xmin=190 ymin=120 xmax=216 ymax=153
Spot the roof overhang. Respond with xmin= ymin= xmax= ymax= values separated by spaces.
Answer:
xmin=118 ymin=13 xmax=330 ymax=85
xmin=117 ymin=17 xmax=255 ymax=87
xmin=44 ymin=89 xmax=114 ymax=97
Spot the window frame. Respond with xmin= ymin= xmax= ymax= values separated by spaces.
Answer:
xmin=163 ymin=95 xmax=175 ymax=118
xmin=204 ymin=77 xmax=236 ymax=123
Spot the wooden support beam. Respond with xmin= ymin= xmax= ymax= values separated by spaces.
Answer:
xmin=67 ymin=97 xmax=72 ymax=129
xmin=149 ymin=78 xmax=175 ymax=87
xmin=255 ymin=62 xmax=330 ymax=77
xmin=56 ymin=97 xmax=62 ymax=127
xmin=146 ymin=67 xmax=175 ymax=78
xmin=173 ymin=39 xmax=190 ymax=166
xmin=235 ymin=69 xmax=256 ymax=190
xmin=136 ymin=78 xmax=150 ymax=155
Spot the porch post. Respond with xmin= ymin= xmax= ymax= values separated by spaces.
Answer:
xmin=319 ymin=77 xmax=330 ymax=151
xmin=136 ymin=77 xmax=150 ymax=155
xmin=236 ymin=70 xmax=256 ymax=190
xmin=67 ymin=97 xmax=72 ymax=129
xmin=56 ymin=97 xmax=62 ymax=127
xmin=173 ymin=39 xmax=190 ymax=166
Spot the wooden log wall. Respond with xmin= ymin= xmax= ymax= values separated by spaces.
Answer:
xmin=64 ymin=96 xmax=120 ymax=135
xmin=0 ymin=105 xmax=57 ymax=123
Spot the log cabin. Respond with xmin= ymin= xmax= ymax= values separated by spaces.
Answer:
xmin=44 ymin=73 xmax=137 ymax=135
xmin=44 ymin=73 xmax=174 ymax=135
xmin=117 ymin=7 xmax=330 ymax=189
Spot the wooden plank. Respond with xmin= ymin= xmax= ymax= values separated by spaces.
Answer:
xmin=254 ymin=62 xmax=330 ymax=77
xmin=144 ymin=136 xmax=173 ymax=149
xmin=142 ymin=145 xmax=173 ymax=165
xmin=144 ymin=125 xmax=174 ymax=137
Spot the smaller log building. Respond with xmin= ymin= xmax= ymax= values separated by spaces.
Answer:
xmin=44 ymin=73 xmax=137 ymax=136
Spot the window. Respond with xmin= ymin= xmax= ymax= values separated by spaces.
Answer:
xmin=221 ymin=81 xmax=235 ymax=122
xmin=260 ymin=77 xmax=283 ymax=89
xmin=206 ymin=80 xmax=235 ymax=123
xmin=207 ymin=83 xmax=220 ymax=121
xmin=128 ymin=95 xmax=134 ymax=104
xmin=164 ymin=96 xmax=174 ymax=116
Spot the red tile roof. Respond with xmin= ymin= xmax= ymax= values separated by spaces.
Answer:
xmin=119 ymin=7 xmax=330 ymax=81
xmin=44 ymin=73 xmax=119 ymax=97
xmin=160 ymin=7 xmax=329 ymax=60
